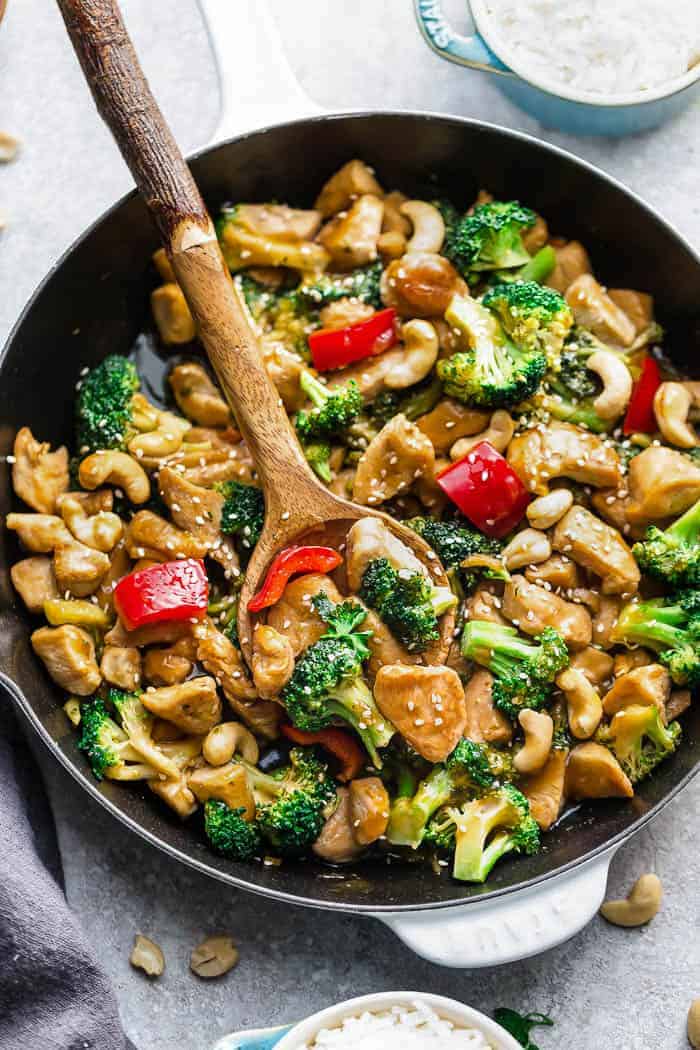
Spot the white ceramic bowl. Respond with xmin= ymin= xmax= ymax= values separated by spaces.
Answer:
xmin=275 ymin=992 xmax=521 ymax=1050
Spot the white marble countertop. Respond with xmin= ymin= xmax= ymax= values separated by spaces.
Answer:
xmin=1 ymin=2 xmax=699 ymax=1048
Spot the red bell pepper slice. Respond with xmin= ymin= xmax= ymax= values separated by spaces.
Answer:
xmin=436 ymin=441 xmax=531 ymax=539
xmin=247 ymin=545 xmax=342 ymax=613
xmin=114 ymin=558 xmax=209 ymax=631
xmin=281 ymin=724 xmax=365 ymax=782
xmin=309 ymin=308 xmax=397 ymax=372
xmin=623 ymin=356 xmax=662 ymax=435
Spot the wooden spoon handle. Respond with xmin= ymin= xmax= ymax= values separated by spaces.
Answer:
xmin=55 ymin=0 xmax=316 ymax=502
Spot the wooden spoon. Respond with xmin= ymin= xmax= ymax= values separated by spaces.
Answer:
xmin=56 ymin=0 xmax=454 ymax=662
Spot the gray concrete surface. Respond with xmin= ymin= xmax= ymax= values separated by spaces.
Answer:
xmin=1 ymin=1 xmax=699 ymax=1048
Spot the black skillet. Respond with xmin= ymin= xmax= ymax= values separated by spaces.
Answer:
xmin=0 ymin=0 xmax=698 ymax=969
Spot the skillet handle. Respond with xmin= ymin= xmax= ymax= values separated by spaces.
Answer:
xmin=199 ymin=0 xmax=321 ymax=144
xmin=378 ymin=850 xmax=616 ymax=968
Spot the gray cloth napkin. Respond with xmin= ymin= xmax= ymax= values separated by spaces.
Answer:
xmin=0 ymin=698 xmax=133 ymax=1050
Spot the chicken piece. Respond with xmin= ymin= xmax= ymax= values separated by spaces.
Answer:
xmin=623 ymin=446 xmax=700 ymax=525
xmin=569 ymin=647 xmax=615 ymax=688
xmin=565 ymin=742 xmax=633 ymax=799
xmin=525 ymin=554 xmax=580 ymax=591
xmin=327 ymin=351 xmax=396 ymax=401
xmin=345 ymin=516 xmax=425 ymax=592
xmin=251 ymin=624 xmax=295 ymax=699
xmin=319 ymin=298 xmax=375 ymax=330
xmin=552 ymin=506 xmax=640 ymax=596
xmin=157 ymin=467 xmax=224 ymax=549
xmin=318 ymin=194 xmax=383 ymax=271
xmin=462 ymin=668 xmax=512 ymax=745
xmin=100 ymin=646 xmax=142 ymax=691
xmin=591 ymin=595 xmax=622 ymax=649
xmin=362 ymin=606 xmax=422 ymax=680
xmin=314 ymin=160 xmax=384 ymax=217
xmin=236 ymin=203 xmax=322 ymax=242
xmin=381 ymin=190 xmax=411 ymax=235
xmin=608 ymin=289 xmax=654 ymax=335
xmin=502 ymin=575 xmax=592 ymax=651
xmin=10 ymin=556 xmax=58 ymax=613
xmin=188 ymin=762 xmax=255 ymax=819
xmin=140 ymin=676 xmax=222 ymax=735
xmin=6 ymin=513 xmax=72 ymax=553
xmin=31 ymin=624 xmax=101 ymax=695
xmin=507 ymin=422 xmax=621 ymax=496
xmin=522 ymin=749 xmax=568 ymax=830
xmin=260 ymin=340 xmax=307 ymax=412
xmin=105 ymin=618 xmax=193 ymax=649
xmin=143 ymin=636 xmax=197 ymax=686
xmin=168 ymin=361 xmax=231 ymax=428
xmin=416 ymin=399 xmax=489 ymax=454
xmin=312 ymin=787 xmax=363 ymax=863
xmin=149 ymin=776 xmax=198 ymax=819
xmin=151 ymin=283 xmax=196 ymax=345
xmin=267 ymin=573 xmax=343 ymax=656
xmin=413 ymin=458 xmax=450 ymax=515
xmin=613 ymin=649 xmax=653 ymax=677
xmin=666 ymin=689 xmax=692 ymax=721
xmin=602 ymin=664 xmax=671 ymax=719
xmin=95 ymin=543 xmax=132 ymax=612
xmin=373 ymin=664 xmax=467 ymax=763
xmin=465 ymin=582 xmax=508 ymax=627
xmin=380 ymin=252 xmax=464 ymax=318
xmin=565 ymin=274 xmax=636 ymax=348
xmin=349 ymin=777 xmax=390 ymax=845
xmin=196 ymin=623 xmax=281 ymax=739
xmin=11 ymin=427 xmax=69 ymax=514
xmin=125 ymin=510 xmax=209 ymax=561
xmin=353 ymin=415 xmax=435 ymax=506
xmin=545 ymin=241 xmax=592 ymax=295
xmin=54 ymin=541 xmax=110 ymax=598
xmin=522 ymin=214 xmax=548 ymax=254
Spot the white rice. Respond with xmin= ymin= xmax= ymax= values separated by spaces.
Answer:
xmin=303 ymin=1000 xmax=494 ymax=1049
xmin=482 ymin=0 xmax=700 ymax=96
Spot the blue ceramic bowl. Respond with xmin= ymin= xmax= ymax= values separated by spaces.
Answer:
xmin=414 ymin=0 xmax=700 ymax=135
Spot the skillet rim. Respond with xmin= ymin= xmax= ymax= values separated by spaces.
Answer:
xmin=1 ymin=108 xmax=698 ymax=914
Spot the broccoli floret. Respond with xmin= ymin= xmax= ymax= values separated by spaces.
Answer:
xmin=462 ymin=620 xmax=570 ymax=720
xmin=75 ymin=354 xmax=140 ymax=454
xmin=613 ymin=593 xmax=700 ymax=686
xmin=597 ymin=705 xmax=681 ymax=784
xmin=302 ymin=440 xmax=333 ymax=483
xmin=280 ymin=593 xmax=394 ymax=767
xmin=296 ymin=371 xmax=363 ymax=441
xmin=443 ymin=201 xmax=536 ymax=278
xmin=77 ymin=698 xmax=134 ymax=780
xmin=359 ymin=557 xmax=457 ymax=653
xmin=216 ymin=480 xmax=265 ymax=552
xmin=482 ymin=281 xmax=573 ymax=366
xmin=204 ymin=799 xmax=262 ymax=861
xmin=431 ymin=785 xmax=540 ymax=883
xmin=492 ymin=245 xmax=557 ymax=287
xmin=438 ymin=294 xmax=547 ymax=408
xmin=408 ymin=517 xmax=503 ymax=591
xmin=292 ymin=262 xmax=383 ymax=311
xmin=238 ymin=746 xmax=337 ymax=856
xmin=386 ymin=738 xmax=511 ymax=848
xmin=633 ymin=497 xmax=700 ymax=589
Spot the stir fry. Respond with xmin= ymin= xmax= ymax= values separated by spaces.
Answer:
xmin=7 ymin=159 xmax=698 ymax=884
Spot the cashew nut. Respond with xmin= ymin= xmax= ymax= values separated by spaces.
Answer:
xmin=653 ymin=381 xmax=698 ymax=449
xmin=400 ymin=200 xmax=445 ymax=254
xmin=79 ymin=451 xmax=151 ymax=505
xmin=128 ymin=411 xmax=190 ymax=459
xmin=688 ymin=1000 xmax=700 ymax=1049
xmin=203 ymin=721 xmax=259 ymax=766
xmin=513 ymin=709 xmax=554 ymax=774
xmin=502 ymin=529 xmax=552 ymax=572
xmin=556 ymin=667 xmax=603 ymax=739
xmin=599 ymin=873 xmax=663 ymax=927
xmin=384 ymin=320 xmax=439 ymax=390
xmin=450 ymin=410 xmax=515 ymax=460
xmin=526 ymin=489 xmax=574 ymax=530
xmin=586 ymin=350 xmax=633 ymax=421
xmin=58 ymin=493 xmax=123 ymax=552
